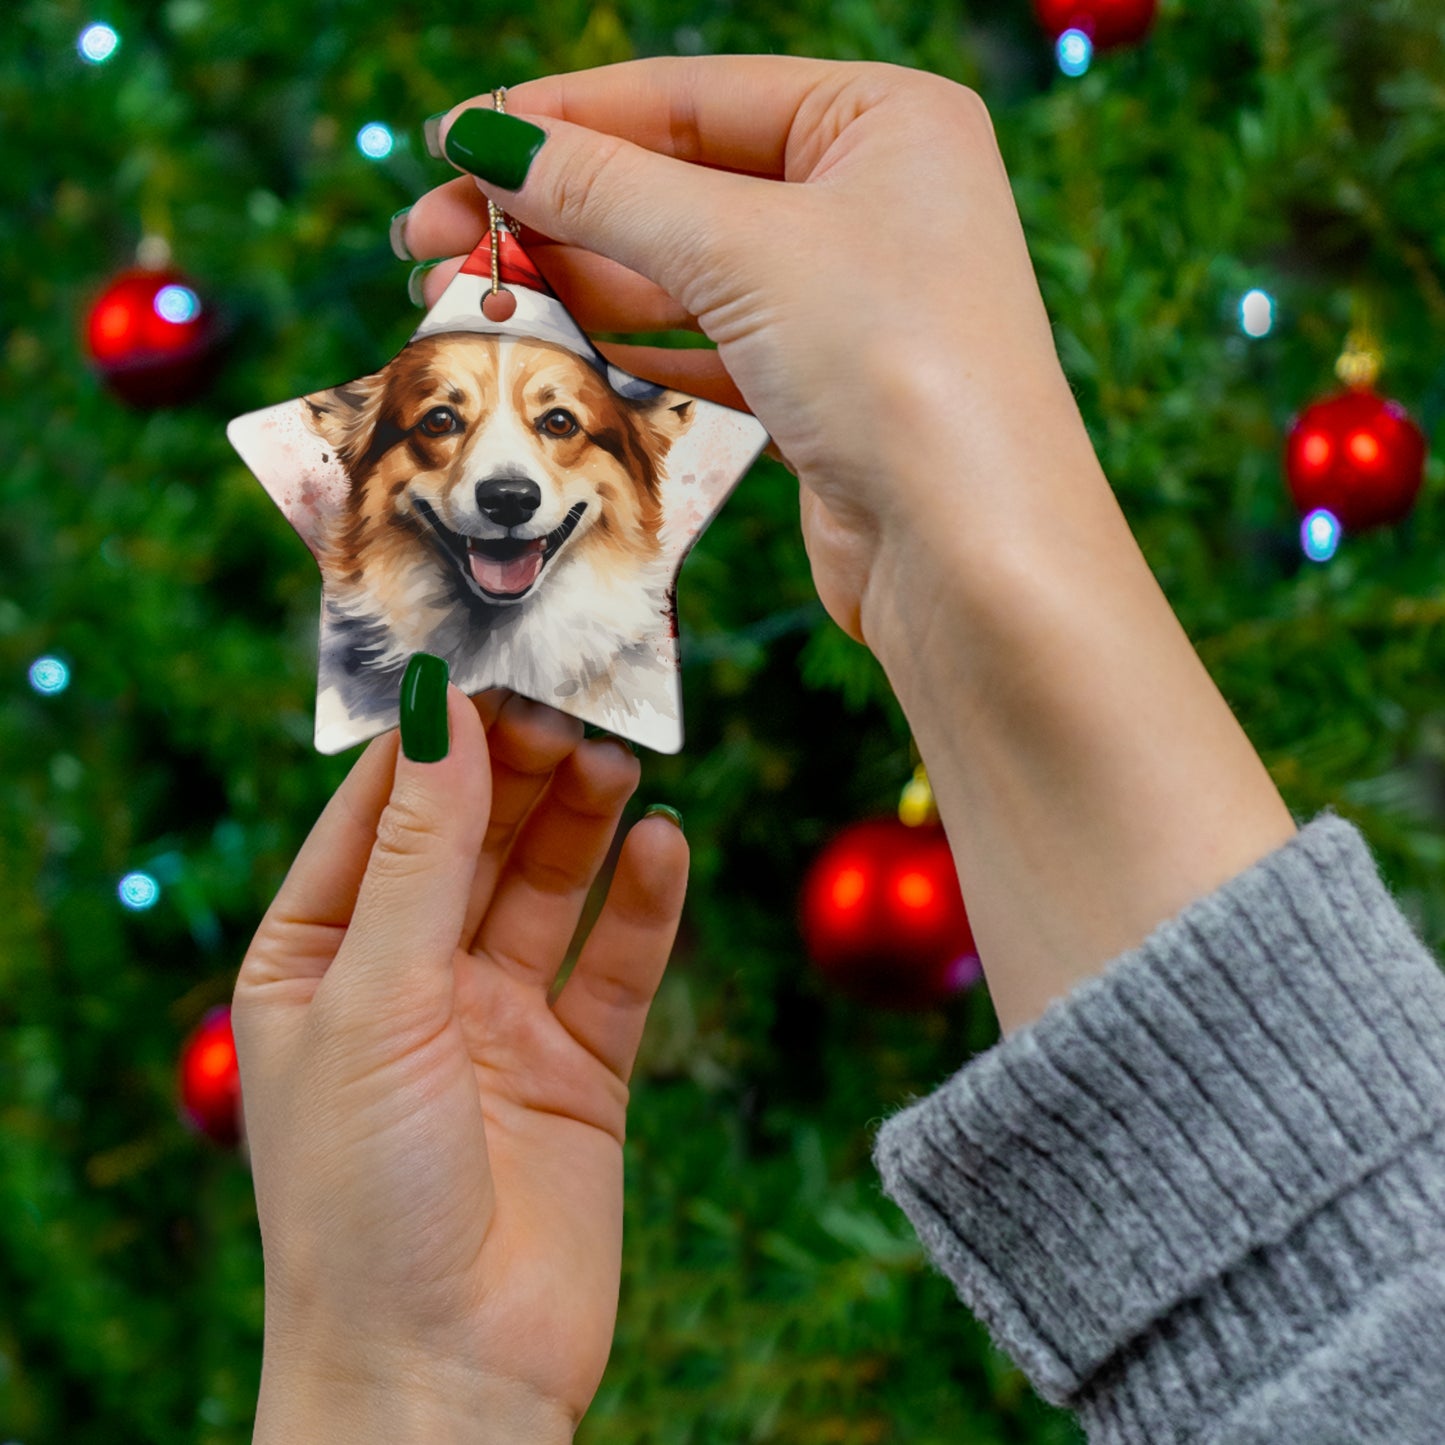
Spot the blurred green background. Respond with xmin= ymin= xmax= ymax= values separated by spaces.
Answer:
xmin=5 ymin=0 xmax=1445 ymax=1440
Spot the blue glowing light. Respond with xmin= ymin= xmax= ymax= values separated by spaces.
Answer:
xmin=153 ymin=284 xmax=201 ymax=324
xmin=1057 ymin=28 xmax=1093 ymax=77
xmin=1301 ymin=508 xmax=1341 ymax=563
xmin=356 ymin=122 xmax=395 ymax=160
xmin=28 ymin=657 xmax=70 ymax=695
xmin=118 ymin=871 xmax=161 ymax=911
xmin=1240 ymin=288 xmax=1275 ymax=338
xmin=78 ymin=22 xmax=120 ymax=64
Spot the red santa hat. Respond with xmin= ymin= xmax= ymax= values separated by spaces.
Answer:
xmin=410 ymin=229 xmax=661 ymax=400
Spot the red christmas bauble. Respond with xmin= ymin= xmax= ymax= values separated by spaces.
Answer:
xmin=799 ymin=818 xmax=980 ymax=1010
xmin=1285 ymin=388 xmax=1427 ymax=533
xmin=1033 ymin=0 xmax=1157 ymax=48
xmin=178 ymin=1006 xmax=242 ymax=1147
xmin=85 ymin=267 xmax=220 ymax=407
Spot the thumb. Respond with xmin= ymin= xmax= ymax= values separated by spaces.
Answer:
xmin=324 ymin=660 xmax=490 ymax=1024
xmin=439 ymin=104 xmax=763 ymax=320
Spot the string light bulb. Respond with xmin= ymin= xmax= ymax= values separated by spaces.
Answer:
xmin=78 ymin=22 xmax=119 ymax=64
xmin=356 ymin=122 xmax=395 ymax=159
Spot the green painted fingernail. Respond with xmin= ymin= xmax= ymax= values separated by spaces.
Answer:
xmin=407 ymin=261 xmax=438 ymax=307
xmin=423 ymin=112 xmax=447 ymax=160
xmin=400 ymin=653 xmax=449 ymax=762
xmin=644 ymin=804 xmax=683 ymax=832
xmin=585 ymin=724 xmax=636 ymax=753
xmin=389 ymin=206 xmax=413 ymax=262
xmin=443 ymin=107 xmax=546 ymax=191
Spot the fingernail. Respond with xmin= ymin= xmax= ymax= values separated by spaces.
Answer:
xmin=400 ymin=653 xmax=450 ymax=762
xmin=389 ymin=206 xmax=413 ymax=262
xmin=443 ymin=107 xmax=546 ymax=192
xmin=644 ymin=803 xmax=683 ymax=833
xmin=423 ymin=112 xmax=447 ymax=160
xmin=584 ymin=723 xmax=637 ymax=753
xmin=407 ymin=261 xmax=439 ymax=307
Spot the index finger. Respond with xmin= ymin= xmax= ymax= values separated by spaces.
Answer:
xmin=499 ymin=55 xmax=852 ymax=178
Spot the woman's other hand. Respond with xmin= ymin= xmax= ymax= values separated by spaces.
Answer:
xmin=234 ymin=689 xmax=687 ymax=1442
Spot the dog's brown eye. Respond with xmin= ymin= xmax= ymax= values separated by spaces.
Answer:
xmin=539 ymin=408 xmax=579 ymax=439
xmin=419 ymin=406 xmax=460 ymax=436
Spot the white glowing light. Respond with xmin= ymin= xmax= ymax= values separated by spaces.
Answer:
xmin=1301 ymin=508 xmax=1341 ymax=563
xmin=1240 ymin=288 xmax=1275 ymax=338
xmin=357 ymin=123 xmax=395 ymax=160
xmin=28 ymin=657 xmax=70 ymax=695
xmin=118 ymin=871 xmax=161 ymax=910
xmin=78 ymin=23 xmax=120 ymax=64
xmin=1057 ymin=29 xmax=1093 ymax=77
xmin=154 ymin=284 xmax=201 ymax=324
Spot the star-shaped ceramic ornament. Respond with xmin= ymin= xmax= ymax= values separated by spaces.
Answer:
xmin=227 ymin=227 xmax=768 ymax=754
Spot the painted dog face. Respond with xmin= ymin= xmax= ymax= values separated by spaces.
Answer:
xmin=305 ymin=332 xmax=694 ymax=609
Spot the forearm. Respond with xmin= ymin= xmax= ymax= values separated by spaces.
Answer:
xmin=860 ymin=392 xmax=1296 ymax=1034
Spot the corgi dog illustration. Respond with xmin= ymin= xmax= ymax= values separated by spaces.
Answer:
xmin=301 ymin=330 xmax=696 ymax=733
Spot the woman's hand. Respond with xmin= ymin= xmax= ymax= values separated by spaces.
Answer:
xmin=403 ymin=59 xmax=1295 ymax=1035
xmin=233 ymin=689 xmax=687 ymax=1443
xmin=401 ymin=56 xmax=1095 ymax=646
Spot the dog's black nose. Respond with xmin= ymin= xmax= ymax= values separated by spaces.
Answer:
xmin=475 ymin=475 xmax=542 ymax=528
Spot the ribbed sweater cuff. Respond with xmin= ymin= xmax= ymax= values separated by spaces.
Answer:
xmin=871 ymin=811 xmax=1445 ymax=1412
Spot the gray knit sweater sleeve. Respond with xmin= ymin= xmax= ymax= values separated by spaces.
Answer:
xmin=871 ymin=810 xmax=1445 ymax=1442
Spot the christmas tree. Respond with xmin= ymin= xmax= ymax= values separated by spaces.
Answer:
xmin=4 ymin=1 xmax=1444 ymax=1440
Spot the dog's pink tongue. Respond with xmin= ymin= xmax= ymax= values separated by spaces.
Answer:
xmin=469 ymin=540 xmax=545 ymax=597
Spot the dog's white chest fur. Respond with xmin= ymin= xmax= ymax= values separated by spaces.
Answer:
xmin=452 ymin=548 xmax=680 ymax=718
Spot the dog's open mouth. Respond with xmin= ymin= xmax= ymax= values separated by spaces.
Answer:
xmin=417 ymin=500 xmax=587 ymax=602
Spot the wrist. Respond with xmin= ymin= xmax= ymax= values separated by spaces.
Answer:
xmin=857 ymin=364 xmax=1116 ymax=685
xmin=852 ymin=328 xmax=1106 ymax=649
xmin=254 ymin=1344 xmax=575 ymax=1445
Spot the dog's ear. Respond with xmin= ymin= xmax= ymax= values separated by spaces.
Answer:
xmin=302 ymin=371 xmax=390 ymax=476
xmin=636 ymin=394 xmax=695 ymax=459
